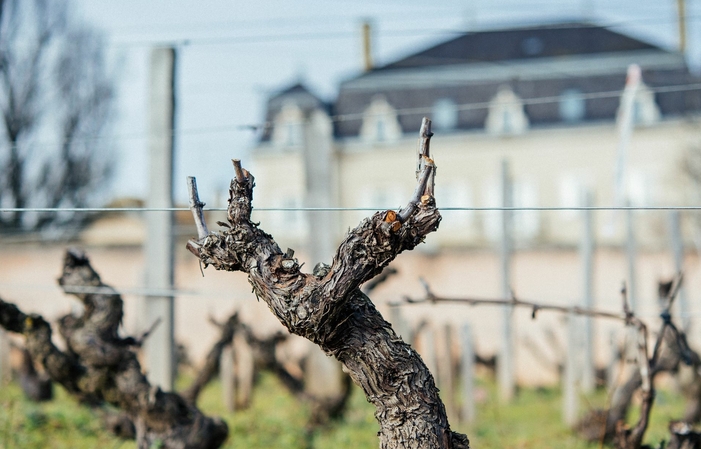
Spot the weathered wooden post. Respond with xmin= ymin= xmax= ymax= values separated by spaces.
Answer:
xmin=437 ymin=323 xmax=456 ymax=422
xmin=416 ymin=321 xmax=439 ymax=382
xmin=626 ymin=203 xmax=637 ymax=312
xmin=670 ymin=210 xmax=689 ymax=329
xmin=607 ymin=329 xmax=623 ymax=392
xmin=388 ymin=303 xmax=412 ymax=344
xmin=220 ymin=343 xmax=235 ymax=412
xmin=234 ymin=331 xmax=254 ymax=409
xmin=144 ymin=46 xmax=177 ymax=391
xmin=580 ymin=190 xmax=596 ymax=393
xmin=0 ymin=328 xmax=10 ymax=384
xmin=499 ymin=159 xmax=515 ymax=402
xmin=301 ymin=107 xmax=345 ymax=400
xmin=563 ymin=314 xmax=580 ymax=425
xmin=460 ymin=323 xmax=476 ymax=425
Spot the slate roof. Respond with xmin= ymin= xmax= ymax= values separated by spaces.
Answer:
xmin=377 ymin=22 xmax=659 ymax=70
xmin=259 ymin=22 xmax=701 ymax=142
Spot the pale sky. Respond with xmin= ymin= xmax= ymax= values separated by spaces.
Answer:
xmin=73 ymin=0 xmax=701 ymax=205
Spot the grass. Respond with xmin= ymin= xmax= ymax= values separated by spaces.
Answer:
xmin=0 ymin=372 xmax=691 ymax=449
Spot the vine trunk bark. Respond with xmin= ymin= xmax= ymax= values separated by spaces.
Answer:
xmin=0 ymin=250 xmax=228 ymax=449
xmin=186 ymin=118 xmax=469 ymax=449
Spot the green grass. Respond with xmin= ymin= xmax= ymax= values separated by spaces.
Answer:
xmin=0 ymin=373 xmax=691 ymax=449
xmin=0 ymin=381 xmax=129 ymax=449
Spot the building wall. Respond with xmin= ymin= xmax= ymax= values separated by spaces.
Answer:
xmin=1 ymin=240 xmax=699 ymax=386
xmin=254 ymin=116 xmax=701 ymax=251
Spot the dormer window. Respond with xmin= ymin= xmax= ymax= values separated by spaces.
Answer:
xmin=272 ymin=102 xmax=305 ymax=148
xmin=432 ymin=98 xmax=458 ymax=131
xmin=376 ymin=119 xmax=386 ymax=142
xmin=485 ymin=86 xmax=529 ymax=135
xmin=360 ymin=96 xmax=402 ymax=143
xmin=521 ymin=36 xmax=544 ymax=56
xmin=559 ymin=88 xmax=586 ymax=123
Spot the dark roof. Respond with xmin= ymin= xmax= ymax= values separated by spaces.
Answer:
xmin=377 ymin=22 xmax=661 ymax=71
xmin=258 ymin=23 xmax=701 ymax=143
xmin=329 ymin=22 xmax=701 ymax=138
xmin=260 ymin=82 xmax=330 ymax=142
xmin=266 ymin=83 xmax=325 ymax=112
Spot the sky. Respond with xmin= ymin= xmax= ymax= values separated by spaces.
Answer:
xmin=72 ymin=0 xmax=701 ymax=205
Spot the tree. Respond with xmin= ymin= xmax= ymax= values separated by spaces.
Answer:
xmin=0 ymin=0 xmax=115 ymax=232
xmin=186 ymin=118 xmax=470 ymax=449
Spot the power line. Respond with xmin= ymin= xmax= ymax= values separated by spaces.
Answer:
xmin=5 ymin=82 xmax=700 ymax=149
xmin=104 ymin=14 xmax=701 ymax=48
xmin=4 ymin=206 xmax=701 ymax=214
xmin=245 ymin=82 xmax=701 ymax=129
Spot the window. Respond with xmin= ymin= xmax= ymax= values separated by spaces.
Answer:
xmin=368 ymin=187 xmax=403 ymax=210
xmin=286 ymin=122 xmax=303 ymax=146
xmin=432 ymin=98 xmax=459 ymax=131
xmin=483 ymin=177 xmax=540 ymax=242
xmin=435 ymin=182 xmax=474 ymax=230
xmin=272 ymin=102 xmax=305 ymax=148
xmin=512 ymin=181 xmax=540 ymax=240
xmin=521 ymin=36 xmax=544 ymax=56
xmin=360 ymin=96 xmax=402 ymax=143
xmin=559 ymin=174 xmax=582 ymax=221
xmin=559 ymin=89 xmax=586 ymax=123
xmin=485 ymin=86 xmax=529 ymax=135
xmin=627 ymin=169 xmax=655 ymax=207
xmin=376 ymin=119 xmax=386 ymax=142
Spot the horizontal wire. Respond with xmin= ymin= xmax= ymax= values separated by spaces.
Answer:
xmin=246 ymin=83 xmax=701 ymax=129
xmin=3 ymin=82 xmax=699 ymax=149
xmin=105 ymin=14 xmax=701 ymax=48
xmin=101 ymin=4 xmax=691 ymax=36
xmin=0 ymin=283 xmax=228 ymax=299
xmin=3 ymin=206 xmax=701 ymax=213
xmin=2 ymin=282 xmax=700 ymax=320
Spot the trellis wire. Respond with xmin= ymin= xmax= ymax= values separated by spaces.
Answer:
xmin=3 ymin=206 xmax=701 ymax=213
xmin=2 ymin=281 xmax=700 ymax=322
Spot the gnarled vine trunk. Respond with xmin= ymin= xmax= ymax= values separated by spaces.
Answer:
xmin=0 ymin=250 xmax=228 ymax=449
xmin=186 ymin=118 xmax=469 ymax=449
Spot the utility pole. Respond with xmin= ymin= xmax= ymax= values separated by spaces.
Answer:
xmin=498 ymin=159 xmax=515 ymax=402
xmin=677 ymin=0 xmax=687 ymax=54
xmin=361 ymin=20 xmax=374 ymax=72
xmin=144 ymin=47 xmax=177 ymax=391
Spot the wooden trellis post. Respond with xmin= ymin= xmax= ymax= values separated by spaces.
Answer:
xmin=144 ymin=46 xmax=177 ymax=391
xmin=498 ymin=159 xmax=515 ymax=402
xmin=669 ymin=211 xmax=689 ymax=329
xmin=436 ymin=323 xmax=456 ymax=422
xmin=563 ymin=314 xmax=580 ymax=425
xmin=460 ymin=323 xmax=476 ymax=425
xmin=580 ymin=191 xmax=596 ymax=393
xmin=220 ymin=343 xmax=235 ymax=412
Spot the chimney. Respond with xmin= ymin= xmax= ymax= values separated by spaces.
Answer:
xmin=362 ymin=20 xmax=373 ymax=72
xmin=677 ymin=0 xmax=687 ymax=53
